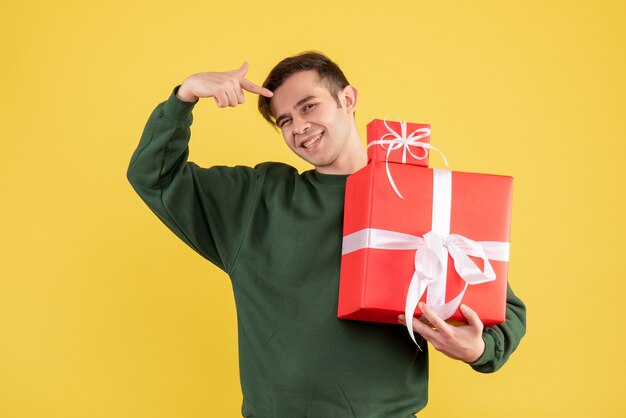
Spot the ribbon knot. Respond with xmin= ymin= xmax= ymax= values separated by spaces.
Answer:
xmin=414 ymin=231 xmax=447 ymax=280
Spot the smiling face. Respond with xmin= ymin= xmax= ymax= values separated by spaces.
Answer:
xmin=270 ymin=70 xmax=363 ymax=174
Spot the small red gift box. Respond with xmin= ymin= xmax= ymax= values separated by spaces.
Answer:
xmin=367 ymin=119 xmax=431 ymax=167
xmin=338 ymin=160 xmax=513 ymax=328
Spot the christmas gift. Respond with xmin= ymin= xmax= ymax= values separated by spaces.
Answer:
xmin=338 ymin=120 xmax=512 ymax=343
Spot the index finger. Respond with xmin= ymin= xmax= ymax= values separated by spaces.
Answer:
xmin=240 ymin=78 xmax=273 ymax=97
xmin=419 ymin=302 xmax=452 ymax=335
xmin=407 ymin=315 xmax=439 ymax=341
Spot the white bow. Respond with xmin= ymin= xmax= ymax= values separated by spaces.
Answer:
xmin=404 ymin=231 xmax=508 ymax=345
xmin=367 ymin=117 xmax=449 ymax=199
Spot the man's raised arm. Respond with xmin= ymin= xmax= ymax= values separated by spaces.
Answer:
xmin=126 ymin=62 xmax=273 ymax=272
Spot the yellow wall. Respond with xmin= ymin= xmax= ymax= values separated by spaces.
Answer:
xmin=1 ymin=0 xmax=624 ymax=417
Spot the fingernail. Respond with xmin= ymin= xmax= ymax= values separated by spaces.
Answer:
xmin=418 ymin=302 xmax=425 ymax=310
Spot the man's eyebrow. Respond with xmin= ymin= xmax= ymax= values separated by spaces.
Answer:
xmin=275 ymin=96 xmax=318 ymax=126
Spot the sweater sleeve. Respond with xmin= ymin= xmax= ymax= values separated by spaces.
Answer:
xmin=126 ymin=85 xmax=259 ymax=273
xmin=467 ymin=283 xmax=527 ymax=373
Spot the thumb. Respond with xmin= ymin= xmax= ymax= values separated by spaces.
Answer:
xmin=234 ymin=61 xmax=249 ymax=76
xmin=460 ymin=304 xmax=483 ymax=332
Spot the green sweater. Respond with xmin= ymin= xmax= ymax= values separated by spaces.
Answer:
xmin=127 ymin=86 xmax=526 ymax=418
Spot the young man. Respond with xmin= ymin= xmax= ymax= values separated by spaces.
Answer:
xmin=127 ymin=52 xmax=526 ymax=417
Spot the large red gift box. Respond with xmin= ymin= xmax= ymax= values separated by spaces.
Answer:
xmin=367 ymin=119 xmax=431 ymax=167
xmin=338 ymin=124 xmax=513 ymax=328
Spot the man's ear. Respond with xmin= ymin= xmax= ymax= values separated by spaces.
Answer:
xmin=341 ymin=85 xmax=358 ymax=113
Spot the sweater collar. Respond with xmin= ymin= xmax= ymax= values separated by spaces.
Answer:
xmin=308 ymin=169 xmax=349 ymax=185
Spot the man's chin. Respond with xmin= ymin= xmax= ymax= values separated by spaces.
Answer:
xmin=296 ymin=153 xmax=321 ymax=167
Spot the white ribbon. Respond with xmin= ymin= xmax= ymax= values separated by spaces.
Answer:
xmin=367 ymin=117 xmax=449 ymax=199
xmin=341 ymin=169 xmax=510 ymax=345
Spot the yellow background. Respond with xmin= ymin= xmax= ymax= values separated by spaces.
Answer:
xmin=1 ymin=0 xmax=624 ymax=417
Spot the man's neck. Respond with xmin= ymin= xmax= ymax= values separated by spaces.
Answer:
xmin=315 ymin=134 xmax=368 ymax=175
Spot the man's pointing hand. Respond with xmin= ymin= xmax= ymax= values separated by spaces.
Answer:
xmin=176 ymin=61 xmax=273 ymax=106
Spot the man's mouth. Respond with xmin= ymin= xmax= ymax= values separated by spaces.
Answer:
xmin=301 ymin=131 xmax=324 ymax=149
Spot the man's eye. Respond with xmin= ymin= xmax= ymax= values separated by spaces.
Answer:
xmin=303 ymin=103 xmax=316 ymax=112
xmin=279 ymin=119 xmax=291 ymax=128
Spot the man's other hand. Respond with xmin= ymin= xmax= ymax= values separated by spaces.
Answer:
xmin=398 ymin=302 xmax=485 ymax=363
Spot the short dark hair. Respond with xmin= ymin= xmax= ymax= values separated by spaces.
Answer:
xmin=258 ymin=51 xmax=350 ymax=126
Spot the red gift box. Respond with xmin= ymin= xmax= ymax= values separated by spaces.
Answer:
xmin=338 ymin=160 xmax=513 ymax=329
xmin=367 ymin=119 xmax=431 ymax=167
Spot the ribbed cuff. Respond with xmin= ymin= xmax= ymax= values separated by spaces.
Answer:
xmin=161 ymin=85 xmax=197 ymax=126
xmin=468 ymin=333 xmax=495 ymax=368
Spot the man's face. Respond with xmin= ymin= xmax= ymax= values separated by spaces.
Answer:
xmin=270 ymin=71 xmax=356 ymax=173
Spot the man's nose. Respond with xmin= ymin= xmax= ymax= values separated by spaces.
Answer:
xmin=292 ymin=117 xmax=310 ymax=135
